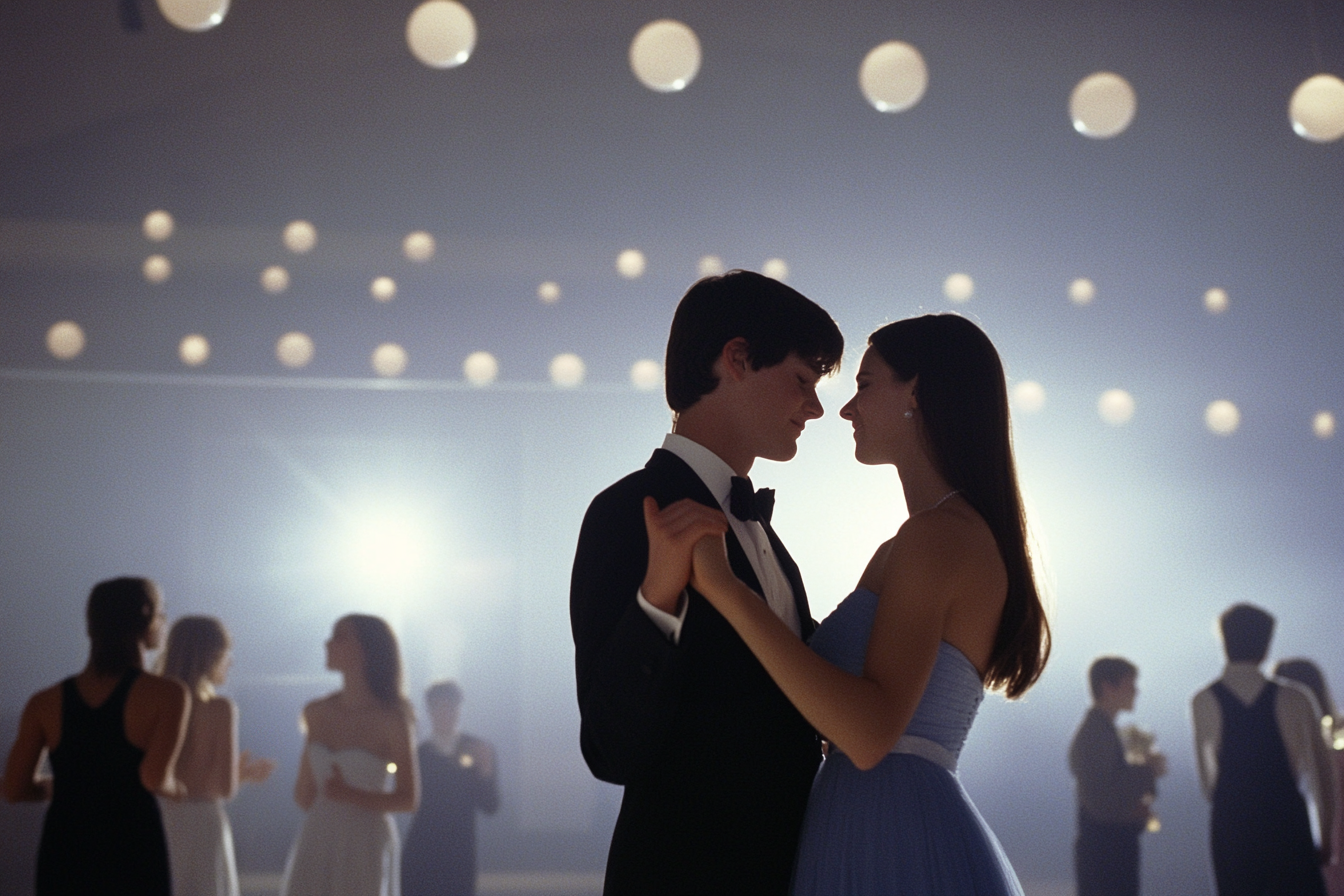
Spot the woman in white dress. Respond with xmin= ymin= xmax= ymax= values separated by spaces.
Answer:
xmin=158 ymin=616 xmax=276 ymax=896
xmin=282 ymin=614 xmax=419 ymax=896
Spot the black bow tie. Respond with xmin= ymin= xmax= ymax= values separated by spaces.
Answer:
xmin=729 ymin=476 xmax=775 ymax=524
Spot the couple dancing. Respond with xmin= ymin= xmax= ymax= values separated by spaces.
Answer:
xmin=570 ymin=271 xmax=1051 ymax=895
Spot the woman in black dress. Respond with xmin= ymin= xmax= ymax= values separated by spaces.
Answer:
xmin=401 ymin=680 xmax=499 ymax=896
xmin=3 ymin=577 xmax=190 ymax=895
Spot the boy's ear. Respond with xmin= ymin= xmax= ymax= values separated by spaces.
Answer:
xmin=718 ymin=337 xmax=752 ymax=382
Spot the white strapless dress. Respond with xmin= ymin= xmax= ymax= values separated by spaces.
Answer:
xmin=160 ymin=797 xmax=240 ymax=896
xmin=281 ymin=743 xmax=400 ymax=896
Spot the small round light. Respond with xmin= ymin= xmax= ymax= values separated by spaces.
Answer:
xmin=629 ymin=19 xmax=701 ymax=93
xmin=943 ymin=272 xmax=974 ymax=303
xmin=371 ymin=343 xmax=408 ymax=378
xmin=276 ymin=332 xmax=315 ymax=369
xmin=371 ymin=276 xmax=397 ymax=302
xmin=1070 ymin=72 xmax=1137 ymax=139
xmin=1289 ymin=74 xmax=1344 ymax=143
xmin=46 ymin=321 xmax=86 ymax=360
xmin=697 ymin=255 xmax=724 ymax=277
xmin=858 ymin=41 xmax=929 ymax=113
xmin=1098 ymin=389 xmax=1135 ymax=426
xmin=406 ymin=0 xmax=477 ymax=69
xmin=616 ymin=249 xmax=646 ymax=279
xmin=762 ymin=258 xmax=789 ymax=281
xmin=261 ymin=265 xmax=290 ymax=294
xmin=178 ymin=334 xmax=210 ymax=366
xmin=1011 ymin=381 xmax=1046 ymax=414
xmin=283 ymin=220 xmax=317 ymax=254
xmin=631 ymin=359 xmax=662 ymax=391
xmin=538 ymin=281 xmax=562 ymax=304
xmin=463 ymin=351 xmax=498 ymax=386
xmin=458 ymin=754 xmax=474 ymax=768
xmin=1068 ymin=278 xmax=1096 ymax=305
xmin=1312 ymin=411 xmax=1335 ymax=439
xmin=143 ymin=210 xmax=174 ymax=242
xmin=1205 ymin=400 xmax=1240 ymax=435
xmin=550 ymin=353 xmax=586 ymax=388
xmin=156 ymin=0 xmax=229 ymax=32
xmin=143 ymin=254 xmax=172 ymax=284
xmin=386 ymin=762 xmax=398 ymax=774
xmin=404 ymin=231 xmax=436 ymax=262
xmin=1204 ymin=287 xmax=1229 ymax=314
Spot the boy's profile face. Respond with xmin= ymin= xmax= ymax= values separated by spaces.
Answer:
xmin=736 ymin=353 xmax=825 ymax=463
xmin=1101 ymin=675 xmax=1138 ymax=713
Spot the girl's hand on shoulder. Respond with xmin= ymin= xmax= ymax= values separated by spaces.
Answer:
xmin=689 ymin=531 xmax=736 ymax=601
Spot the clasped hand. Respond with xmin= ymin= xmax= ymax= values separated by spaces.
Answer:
xmin=641 ymin=497 xmax=735 ymax=610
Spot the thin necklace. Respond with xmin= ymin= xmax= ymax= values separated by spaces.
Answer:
xmin=930 ymin=489 xmax=959 ymax=510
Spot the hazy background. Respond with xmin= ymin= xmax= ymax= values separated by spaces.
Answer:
xmin=2 ymin=1 xmax=1343 ymax=893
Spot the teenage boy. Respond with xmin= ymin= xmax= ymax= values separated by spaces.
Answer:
xmin=570 ymin=270 xmax=843 ymax=894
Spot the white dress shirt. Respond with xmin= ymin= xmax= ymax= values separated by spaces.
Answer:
xmin=637 ymin=433 xmax=800 ymax=643
xmin=1191 ymin=662 xmax=1336 ymax=841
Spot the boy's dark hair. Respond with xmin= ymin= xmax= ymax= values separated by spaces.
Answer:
xmin=1219 ymin=603 xmax=1275 ymax=663
xmin=664 ymin=270 xmax=843 ymax=412
xmin=1088 ymin=656 xmax=1138 ymax=700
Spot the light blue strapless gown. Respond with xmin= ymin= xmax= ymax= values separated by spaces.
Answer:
xmin=792 ymin=588 xmax=1024 ymax=896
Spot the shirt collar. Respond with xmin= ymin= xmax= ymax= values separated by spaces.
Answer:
xmin=661 ymin=432 xmax=737 ymax=506
xmin=1222 ymin=662 xmax=1267 ymax=687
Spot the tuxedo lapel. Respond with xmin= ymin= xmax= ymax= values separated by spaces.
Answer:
xmin=760 ymin=520 xmax=814 ymax=641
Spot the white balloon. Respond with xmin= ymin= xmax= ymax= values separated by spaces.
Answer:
xmin=1098 ymin=389 xmax=1135 ymax=425
xmin=1204 ymin=287 xmax=1229 ymax=314
xmin=943 ymin=273 xmax=974 ymax=303
xmin=1313 ymin=411 xmax=1336 ymax=439
xmin=630 ymin=359 xmax=662 ymax=391
xmin=143 ymin=210 xmax=174 ymax=242
xmin=46 ymin=321 xmax=85 ymax=361
xmin=762 ymin=258 xmax=789 ymax=281
xmin=1289 ymin=74 xmax=1344 ymax=142
xmin=463 ymin=351 xmax=498 ymax=386
xmin=283 ymin=220 xmax=317 ymax=254
xmin=858 ymin=41 xmax=928 ymax=113
xmin=1011 ymin=381 xmax=1046 ymax=414
xmin=371 ymin=343 xmax=408 ymax=378
xmin=156 ymin=0 xmax=229 ymax=32
xmin=371 ymin=277 xmax=397 ymax=302
xmin=697 ymin=255 xmax=725 ymax=277
xmin=616 ymin=249 xmax=646 ymax=279
xmin=537 ymin=281 xmax=562 ymax=304
xmin=276 ymin=332 xmax=315 ymax=369
xmin=1068 ymin=278 xmax=1096 ymax=305
xmin=143 ymin=255 xmax=172 ymax=284
xmin=1205 ymin=400 xmax=1240 ymax=435
xmin=1070 ymin=72 xmax=1137 ymax=139
xmin=550 ymin=353 xmax=586 ymax=388
xmin=260 ymin=265 xmax=290 ymax=294
xmin=403 ymin=231 xmax=436 ymax=262
xmin=406 ymin=0 xmax=477 ymax=68
xmin=629 ymin=19 xmax=701 ymax=92
xmin=178 ymin=334 xmax=210 ymax=367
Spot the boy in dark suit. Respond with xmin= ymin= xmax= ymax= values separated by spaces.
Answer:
xmin=570 ymin=270 xmax=843 ymax=895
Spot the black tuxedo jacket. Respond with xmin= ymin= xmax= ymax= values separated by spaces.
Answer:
xmin=570 ymin=449 xmax=820 ymax=895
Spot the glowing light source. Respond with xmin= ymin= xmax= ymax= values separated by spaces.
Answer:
xmin=629 ymin=19 xmax=701 ymax=92
xmin=1289 ymin=74 xmax=1344 ymax=142
xmin=406 ymin=0 xmax=477 ymax=69
xmin=371 ymin=277 xmax=397 ymax=302
xmin=156 ymin=0 xmax=228 ymax=32
xmin=46 ymin=321 xmax=85 ymax=360
xmin=463 ymin=351 xmax=498 ymax=386
xmin=537 ymin=281 xmax=561 ymax=304
xmin=616 ymin=249 xmax=646 ymax=279
xmin=1070 ymin=72 xmax=1137 ymax=138
xmin=276 ymin=332 xmax=315 ymax=369
xmin=630 ymin=359 xmax=662 ymax=391
xmin=404 ymin=231 xmax=436 ymax=262
xmin=1069 ymin=278 xmax=1096 ymax=305
xmin=1313 ymin=411 xmax=1335 ymax=439
xmin=858 ymin=41 xmax=928 ymax=113
xmin=261 ymin=265 xmax=290 ymax=294
xmin=1098 ymin=389 xmax=1135 ymax=425
xmin=762 ymin=258 xmax=789 ymax=281
xmin=1011 ymin=381 xmax=1046 ymax=414
xmin=283 ymin=220 xmax=317 ymax=254
xmin=143 ymin=255 xmax=172 ymax=284
xmin=143 ymin=210 xmax=174 ymax=242
xmin=550 ymin=353 xmax=586 ymax=388
xmin=1204 ymin=287 xmax=1229 ymax=314
xmin=698 ymin=255 xmax=724 ymax=277
xmin=371 ymin=343 xmax=409 ymax=378
xmin=943 ymin=273 xmax=974 ymax=303
xmin=1205 ymin=400 xmax=1240 ymax=435
xmin=178 ymin=334 xmax=210 ymax=367
xmin=344 ymin=509 xmax=433 ymax=594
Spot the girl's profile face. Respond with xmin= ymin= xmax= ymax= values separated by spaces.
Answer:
xmin=325 ymin=619 xmax=362 ymax=674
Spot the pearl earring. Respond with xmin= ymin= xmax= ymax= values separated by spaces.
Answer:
xmin=903 ymin=410 xmax=913 ymax=419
